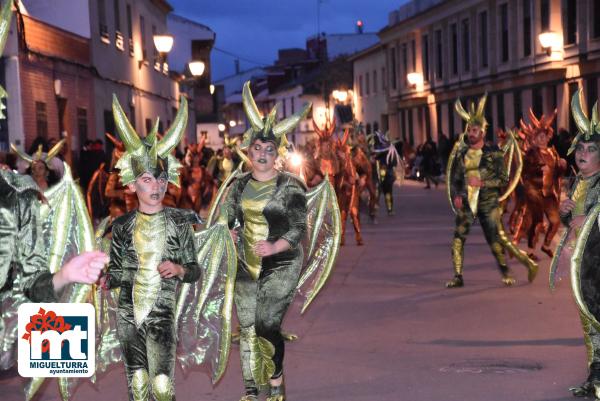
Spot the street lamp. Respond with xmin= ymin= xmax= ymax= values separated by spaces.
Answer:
xmin=538 ymin=31 xmax=562 ymax=57
xmin=332 ymin=89 xmax=348 ymax=103
xmin=229 ymin=120 xmax=237 ymax=128
xmin=407 ymin=72 xmax=424 ymax=89
xmin=188 ymin=61 xmax=205 ymax=77
xmin=153 ymin=34 xmax=174 ymax=54
xmin=218 ymin=123 xmax=226 ymax=132
xmin=209 ymin=84 xmax=215 ymax=95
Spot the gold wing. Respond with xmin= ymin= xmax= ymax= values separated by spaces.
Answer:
xmin=25 ymin=162 xmax=96 ymax=401
xmin=295 ymin=175 xmax=342 ymax=313
xmin=571 ymin=203 xmax=600 ymax=330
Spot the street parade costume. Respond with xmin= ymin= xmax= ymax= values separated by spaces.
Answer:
xmin=0 ymin=2 xmax=97 ymax=392
xmin=205 ymin=81 xmax=341 ymax=400
xmin=94 ymin=95 xmax=238 ymax=401
xmin=446 ymin=94 xmax=538 ymax=287
xmin=312 ymin=119 xmax=363 ymax=245
xmin=371 ymin=131 xmax=402 ymax=215
xmin=1 ymin=159 xmax=97 ymax=399
xmin=513 ymin=109 xmax=566 ymax=257
xmin=552 ymin=90 xmax=600 ymax=399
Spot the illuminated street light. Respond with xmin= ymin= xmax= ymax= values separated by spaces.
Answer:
xmin=229 ymin=120 xmax=237 ymax=128
xmin=188 ymin=61 xmax=206 ymax=77
xmin=538 ymin=31 xmax=561 ymax=57
xmin=210 ymin=84 xmax=215 ymax=95
xmin=407 ymin=72 xmax=424 ymax=88
xmin=332 ymin=89 xmax=348 ymax=103
xmin=218 ymin=123 xmax=226 ymax=132
xmin=153 ymin=34 xmax=174 ymax=54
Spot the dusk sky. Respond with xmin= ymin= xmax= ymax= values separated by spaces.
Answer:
xmin=168 ymin=0 xmax=402 ymax=81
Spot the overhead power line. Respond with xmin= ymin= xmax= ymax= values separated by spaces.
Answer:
xmin=212 ymin=46 xmax=270 ymax=67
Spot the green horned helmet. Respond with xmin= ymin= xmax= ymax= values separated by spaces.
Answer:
xmin=240 ymin=81 xmax=312 ymax=157
xmin=112 ymin=94 xmax=188 ymax=186
xmin=454 ymin=92 xmax=488 ymax=130
xmin=568 ymin=89 xmax=600 ymax=155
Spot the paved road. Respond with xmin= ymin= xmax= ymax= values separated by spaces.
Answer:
xmin=2 ymin=181 xmax=585 ymax=400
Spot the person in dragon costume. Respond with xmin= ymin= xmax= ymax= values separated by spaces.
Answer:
xmin=0 ymin=0 xmax=106 ymax=376
xmin=446 ymin=94 xmax=538 ymax=288
xmin=550 ymin=90 xmax=600 ymax=399
xmin=209 ymin=81 xmax=341 ymax=401
xmin=514 ymin=109 xmax=566 ymax=259
xmin=371 ymin=131 xmax=402 ymax=216
xmin=97 ymin=94 xmax=202 ymax=401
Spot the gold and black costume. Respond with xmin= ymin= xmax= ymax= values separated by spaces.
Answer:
xmin=102 ymin=94 xmax=204 ymax=401
xmin=222 ymin=172 xmax=306 ymax=395
xmin=554 ymin=90 xmax=600 ymax=399
xmin=449 ymin=143 xmax=512 ymax=284
xmin=105 ymin=208 xmax=200 ymax=401
xmin=206 ymin=81 xmax=341 ymax=401
xmin=446 ymin=95 xmax=537 ymax=287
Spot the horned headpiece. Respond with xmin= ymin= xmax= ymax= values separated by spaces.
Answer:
xmin=11 ymin=139 xmax=66 ymax=166
xmin=519 ymin=108 xmax=557 ymax=140
xmin=313 ymin=114 xmax=336 ymax=142
xmin=240 ymin=81 xmax=311 ymax=157
xmin=568 ymin=89 xmax=600 ymax=154
xmin=112 ymin=94 xmax=188 ymax=186
xmin=454 ymin=93 xmax=488 ymax=130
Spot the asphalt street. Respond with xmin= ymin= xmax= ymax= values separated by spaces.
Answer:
xmin=2 ymin=180 xmax=585 ymax=401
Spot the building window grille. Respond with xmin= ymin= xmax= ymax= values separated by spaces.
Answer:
xmin=114 ymin=0 xmax=124 ymax=51
xmin=562 ymin=0 xmax=577 ymax=45
xmin=35 ymin=102 xmax=48 ymax=139
xmin=140 ymin=15 xmax=147 ymax=62
xmin=462 ymin=18 xmax=470 ymax=72
xmin=435 ymin=29 xmax=443 ymax=80
xmin=541 ymin=0 xmax=550 ymax=31
xmin=126 ymin=4 xmax=134 ymax=56
xmin=77 ymin=108 xmax=88 ymax=144
xmin=98 ymin=0 xmax=109 ymax=44
xmin=402 ymin=43 xmax=408 ymax=85
xmin=366 ymin=72 xmax=370 ymax=95
xmin=373 ymin=70 xmax=377 ymax=93
xmin=523 ymin=0 xmax=532 ymax=56
xmin=451 ymin=23 xmax=458 ymax=75
xmin=411 ymin=39 xmax=416 ymax=71
xmin=390 ymin=48 xmax=397 ymax=90
xmin=593 ymin=0 xmax=600 ymax=38
xmin=479 ymin=11 xmax=488 ymax=68
xmin=500 ymin=3 xmax=509 ymax=62
xmin=359 ymin=75 xmax=363 ymax=96
xmin=422 ymin=34 xmax=430 ymax=82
